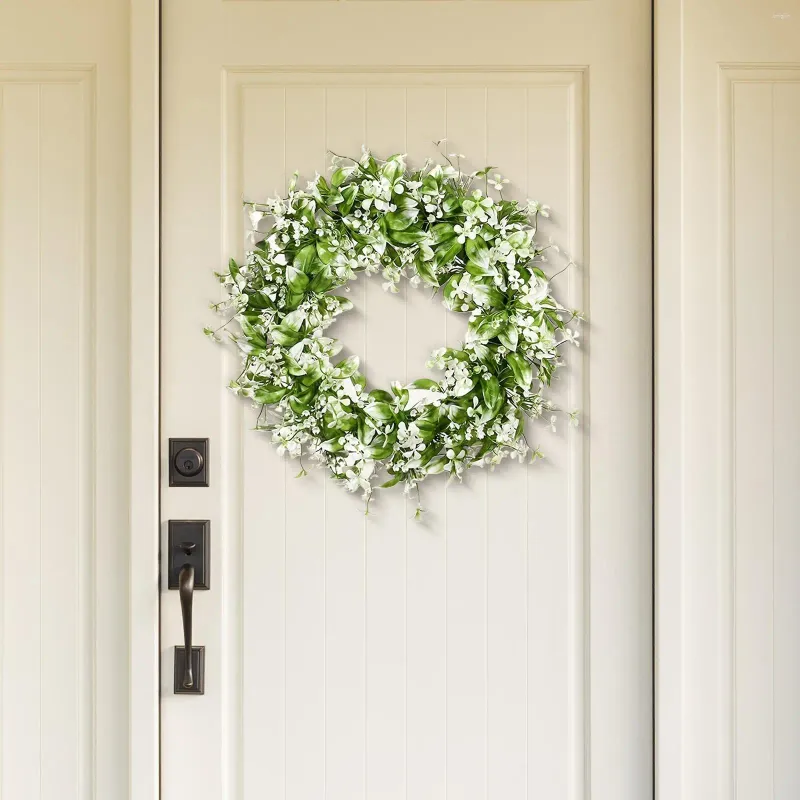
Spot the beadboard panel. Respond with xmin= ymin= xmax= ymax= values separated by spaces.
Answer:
xmin=0 ymin=56 xmax=131 ymax=798
xmin=0 ymin=73 xmax=94 ymax=800
xmin=223 ymin=69 xmax=586 ymax=800
xmin=726 ymin=72 xmax=800 ymax=799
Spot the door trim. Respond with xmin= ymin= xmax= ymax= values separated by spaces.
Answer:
xmin=129 ymin=0 xmax=160 ymax=797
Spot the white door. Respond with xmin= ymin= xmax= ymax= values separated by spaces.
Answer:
xmin=160 ymin=2 xmax=652 ymax=798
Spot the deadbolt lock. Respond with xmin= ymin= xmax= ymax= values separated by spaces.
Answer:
xmin=168 ymin=438 xmax=209 ymax=486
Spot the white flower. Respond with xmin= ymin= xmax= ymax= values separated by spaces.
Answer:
xmin=527 ymin=200 xmax=551 ymax=218
xmin=568 ymin=411 xmax=580 ymax=428
xmin=248 ymin=206 xmax=264 ymax=228
xmin=548 ymin=415 xmax=557 ymax=433
xmin=488 ymin=174 xmax=509 ymax=191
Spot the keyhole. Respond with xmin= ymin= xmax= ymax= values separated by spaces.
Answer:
xmin=174 ymin=446 xmax=204 ymax=477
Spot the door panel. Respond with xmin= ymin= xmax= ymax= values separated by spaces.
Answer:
xmin=657 ymin=2 xmax=800 ymax=796
xmin=162 ymin=3 xmax=651 ymax=799
xmin=0 ymin=0 xmax=133 ymax=794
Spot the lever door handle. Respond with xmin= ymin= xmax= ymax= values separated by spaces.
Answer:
xmin=169 ymin=522 xmax=208 ymax=694
xmin=178 ymin=562 xmax=195 ymax=689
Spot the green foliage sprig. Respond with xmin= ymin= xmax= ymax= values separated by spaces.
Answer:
xmin=208 ymin=148 xmax=582 ymax=508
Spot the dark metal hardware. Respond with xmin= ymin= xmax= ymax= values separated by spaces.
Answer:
xmin=178 ymin=561 xmax=195 ymax=688
xmin=169 ymin=438 xmax=209 ymax=487
xmin=168 ymin=520 xmax=210 ymax=589
xmin=169 ymin=524 xmax=209 ymax=694
xmin=174 ymin=645 xmax=205 ymax=695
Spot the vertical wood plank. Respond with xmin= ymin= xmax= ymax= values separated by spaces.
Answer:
xmin=444 ymin=86 xmax=488 ymax=800
xmin=283 ymin=86 xmax=327 ymax=800
xmin=241 ymin=85 xmax=287 ymax=800
xmin=772 ymin=81 xmax=800 ymax=799
xmin=363 ymin=86 xmax=408 ymax=800
xmin=323 ymin=85 xmax=368 ymax=800
xmin=404 ymin=85 xmax=448 ymax=800
xmin=525 ymin=84 xmax=574 ymax=799
xmin=485 ymin=86 xmax=527 ymax=800
xmin=0 ymin=83 xmax=42 ymax=800
xmin=733 ymin=81 xmax=774 ymax=799
xmin=38 ymin=82 xmax=85 ymax=800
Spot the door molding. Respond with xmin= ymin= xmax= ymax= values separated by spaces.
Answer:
xmin=654 ymin=2 xmax=684 ymax=796
xmin=129 ymin=0 xmax=160 ymax=797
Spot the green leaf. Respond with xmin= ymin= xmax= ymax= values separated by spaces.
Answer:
xmin=330 ymin=167 xmax=348 ymax=188
xmin=465 ymin=260 xmax=495 ymax=278
xmin=284 ymin=355 xmax=307 ymax=376
xmin=238 ymin=317 xmax=267 ymax=348
xmin=442 ymin=195 xmax=460 ymax=214
xmin=271 ymin=325 xmax=303 ymax=347
xmin=411 ymin=378 xmax=439 ymax=390
xmin=507 ymin=351 xmax=533 ymax=388
xmin=389 ymin=229 xmax=429 ymax=245
xmin=393 ymin=195 xmax=418 ymax=210
xmin=247 ymin=290 xmax=274 ymax=310
xmin=434 ymin=239 xmax=462 ymax=269
xmin=468 ymin=314 xmax=506 ymax=342
xmin=415 ymin=256 xmax=439 ymax=287
xmin=471 ymin=282 xmax=505 ymax=309
xmin=386 ymin=209 xmax=419 ymax=231
xmin=254 ymin=386 xmax=288 ymax=405
xmin=480 ymin=375 xmax=504 ymax=419
xmin=288 ymin=395 xmax=310 ymax=415
xmin=294 ymin=244 xmax=317 ymax=273
xmin=369 ymin=389 xmax=394 ymax=403
xmin=339 ymin=184 xmax=358 ymax=215
xmin=431 ymin=223 xmax=457 ymax=245
xmin=316 ymin=241 xmax=335 ymax=265
xmin=425 ymin=457 xmax=446 ymax=475
xmin=309 ymin=269 xmax=336 ymax=294
xmin=281 ymin=309 xmax=306 ymax=331
xmin=286 ymin=265 xmax=310 ymax=295
xmin=381 ymin=157 xmax=403 ymax=183
xmin=365 ymin=401 xmax=394 ymax=422
xmin=365 ymin=443 xmax=394 ymax=460
xmin=465 ymin=236 xmax=490 ymax=270
xmin=380 ymin=474 xmax=403 ymax=489
xmin=357 ymin=416 xmax=376 ymax=445
xmin=498 ymin=323 xmax=519 ymax=351
xmin=320 ymin=437 xmax=345 ymax=453
xmin=335 ymin=355 xmax=360 ymax=378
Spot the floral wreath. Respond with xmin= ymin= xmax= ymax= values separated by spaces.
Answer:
xmin=207 ymin=146 xmax=582 ymax=513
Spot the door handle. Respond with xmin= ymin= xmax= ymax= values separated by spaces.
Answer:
xmin=169 ymin=523 xmax=209 ymax=695
xmin=178 ymin=558 xmax=195 ymax=689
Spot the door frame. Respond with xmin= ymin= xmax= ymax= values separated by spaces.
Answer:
xmin=129 ymin=0 xmax=160 ymax=798
xmin=129 ymin=2 xmax=666 ymax=798
xmin=654 ymin=3 xmax=683 ymax=796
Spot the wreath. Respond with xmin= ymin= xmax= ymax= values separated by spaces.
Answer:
xmin=207 ymin=147 xmax=581 ymax=512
